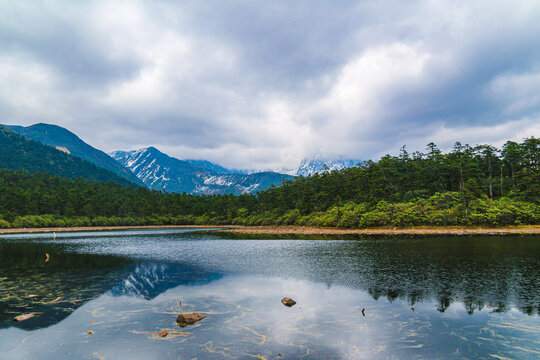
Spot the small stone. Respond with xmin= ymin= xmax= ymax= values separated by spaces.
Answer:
xmin=176 ymin=312 xmax=206 ymax=327
xmin=281 ymin=297 xmax=296 ymax=307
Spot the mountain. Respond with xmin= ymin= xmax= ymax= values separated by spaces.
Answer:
xmin=5 ymin=123 xmax=143 ymax=186
xmin=0 ymin=125 xmax=136 ymax=186
xmin=184 ymin=159 xmax=241 ymax=175
xmin=296 ymin=158 xmax=363 ymax=177
xmin=110 ymin=147 xmax=292 ymax=195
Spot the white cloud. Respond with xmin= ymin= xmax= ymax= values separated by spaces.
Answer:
xmin=1 ymin=0 xmax=539 ymax=169
xmin=489 ymin=68 xmax=540 ymax=115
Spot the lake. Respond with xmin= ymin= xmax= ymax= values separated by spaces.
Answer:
xmin=0 ymin=229 xmax=538 ymax=359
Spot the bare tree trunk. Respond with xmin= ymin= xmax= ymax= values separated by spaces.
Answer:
xmin=459 ymin=164 xmax=464 ymax=190
xmin=510 ymin=163 xmax=515 ymax=187
xmin=500 ymin=164 xmax=503 ymax=197
xmin=488 ymin=157 xmax=493 ymax=200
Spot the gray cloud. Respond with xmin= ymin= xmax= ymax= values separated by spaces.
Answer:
xmin=0 ymin=0 xmax=539 ymax=169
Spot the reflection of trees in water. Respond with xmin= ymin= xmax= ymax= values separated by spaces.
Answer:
xmin=1 ymin=233 xmax=538 ymax=332
xmin=339 ymin=236 xmax=540 ymax=315
xmin=210 ymin=233 xmax=539 ymax=315
xmin=233 ymin=234 xmax=539 ymax=315
xmin=0 ymin=242 xmax=133 ymax=330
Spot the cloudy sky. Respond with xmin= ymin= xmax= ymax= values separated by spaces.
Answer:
xmin=1 ymin=0 xmax=539 ymax=169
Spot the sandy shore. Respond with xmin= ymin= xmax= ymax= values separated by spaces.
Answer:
xmin=0 ymin=224 xmax=539 ymax=236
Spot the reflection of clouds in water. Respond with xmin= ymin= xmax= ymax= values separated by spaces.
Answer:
xmin=6 ymin=233 xmax=538 ymax=315
xmin=2 ymin=233 xmax=538 ymax=358
xmin=1 ymin=273 xmax=538 ymax=359
xmin=66 ymin=235 xmax=540 ymax=315
xmin=188 ymin=275 xmax=382 ymax=358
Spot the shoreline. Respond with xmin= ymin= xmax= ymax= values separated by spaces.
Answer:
xmin=217 ymin=225 xmax=540 ymax=236
xmin=0 ymin=224 xmax=539 ymax=236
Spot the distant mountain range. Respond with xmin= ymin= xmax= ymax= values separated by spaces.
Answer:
xmin=5 ymin=123 xmax=143 ymax=186
xmin=110 ymin=147 xmax=292 ymax=195
xmin=1 ymin=122 xmax=363 ymax=194
xmin=295 ymin=158 xmax=363 ymax=177
xmin=224 ymin=158 xmax=364 ymax=177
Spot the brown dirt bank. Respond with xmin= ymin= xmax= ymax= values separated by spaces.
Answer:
xmin=0 ymin=225 xmax=538 ymax=236
xmin=217 ymin=225 xmax=540 ymax=236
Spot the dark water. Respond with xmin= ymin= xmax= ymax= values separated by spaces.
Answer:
xmin=0 ymin=229 xmax=538 ymax=359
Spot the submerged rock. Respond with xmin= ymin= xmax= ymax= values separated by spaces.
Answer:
xmin=281 ymin=297 xmax=296 ymax=307
xmin=176 ymin=312 xmax=206 ymax=326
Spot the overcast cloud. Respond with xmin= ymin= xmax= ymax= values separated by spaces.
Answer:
xmin=1 ymin=0 xmax=539 ymax=169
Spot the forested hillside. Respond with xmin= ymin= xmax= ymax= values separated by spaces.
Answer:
xmin=6 ymin=123 xmax=143 ymax=186
xmin=0 ymin=126 xmax=136 ymax=186
xmin=0 ymin=138 xmax=538 ymax=228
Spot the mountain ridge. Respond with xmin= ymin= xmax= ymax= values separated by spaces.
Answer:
xmin=110 ymin=147 xmax=292 ymax=195
xmin=5 ymin=123 xmax=143 ymax=186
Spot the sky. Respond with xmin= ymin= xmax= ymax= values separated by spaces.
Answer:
xmin=1 ymin=0 xmax=539 ymax=170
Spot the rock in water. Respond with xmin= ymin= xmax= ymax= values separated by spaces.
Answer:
xmin=176 ymin=312 xmax=206 ymax=326
xmin=281 ymin=297 xmax=296 ymax=307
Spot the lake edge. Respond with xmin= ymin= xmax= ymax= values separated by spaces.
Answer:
xmin=0 ymin=224 xmax=538 ymax=236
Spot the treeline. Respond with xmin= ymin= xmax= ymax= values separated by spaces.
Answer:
xmin=0 ymin=138 xmax=538 ymax=229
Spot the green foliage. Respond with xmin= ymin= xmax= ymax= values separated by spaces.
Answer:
xmin=0 ymin=218 xmax=10 ymax=228
xmin=0 ymin=137 xmax=538 ymax=229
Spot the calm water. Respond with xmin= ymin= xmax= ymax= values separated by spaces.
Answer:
xmin=0 ymin=229 xmax=538 ymax=359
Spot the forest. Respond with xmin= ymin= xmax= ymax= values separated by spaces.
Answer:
xmin=0 ymin=138 xmax=538 ymax=229
xmin=0 ymin=126 xmax=134 ymax=186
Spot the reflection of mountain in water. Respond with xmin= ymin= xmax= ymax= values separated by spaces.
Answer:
xmin=0 ymin=241 xmax=221 ymax=330
xmin=1 ymin=231 xmax=538 ymax=334
xmin=110 ymin=263 xmax=223 ymax=300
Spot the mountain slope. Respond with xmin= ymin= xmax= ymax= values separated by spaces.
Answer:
xmin=0 ymin=125 xmax=136 ymax=186
xmin=5 ymin=123 xmax=143 ymax=186
xmin=184 ymin=159 xmax=243 ymax=175
xmin=110 ymin=147 xmax=292 ymax=194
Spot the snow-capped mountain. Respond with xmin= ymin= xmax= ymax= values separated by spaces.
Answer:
xmin=110 ymin=147 xmax=292 ymax=195
xmin=244 ymin=158 xmax=364 ymax=177
xmin=295 ymin=158 xmax=363 ymax=177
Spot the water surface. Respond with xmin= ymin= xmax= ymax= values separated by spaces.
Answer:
xmin=0 ymin=229 xmax=538 ymax=359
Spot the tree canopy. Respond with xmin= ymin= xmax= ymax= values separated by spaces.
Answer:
xmin=0 ymin=138 xmax=538 ymax=229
